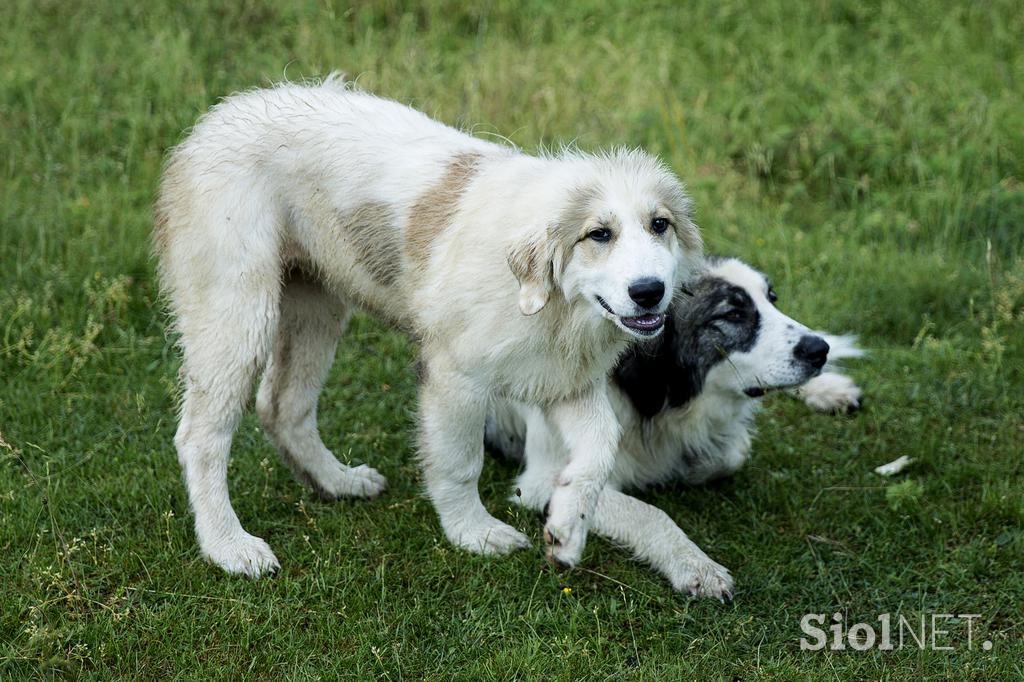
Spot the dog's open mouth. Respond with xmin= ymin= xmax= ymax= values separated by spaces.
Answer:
xmin=596 ymin=296 xmax=666 ymax=336
xmin=621 ymin=313 xmax=666 ymax=333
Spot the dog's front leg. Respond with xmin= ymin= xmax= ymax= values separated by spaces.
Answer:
xmin=419 ymin=354 xmax=531 ymax=555
xmin=542 ymin=384 xmax=620 ymax=567
xmin=591 ymin=487 xmax=734 ymax=599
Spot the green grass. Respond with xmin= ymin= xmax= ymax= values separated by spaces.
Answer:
xmin=2 ymin=0 xmax=1023 ymax=678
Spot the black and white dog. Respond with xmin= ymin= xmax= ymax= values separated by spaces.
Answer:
xmin=486 ymin=257 xmax=863 ymax=599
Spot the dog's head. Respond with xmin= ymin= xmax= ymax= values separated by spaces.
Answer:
xmin=614 ymin=257 xmax=830 ymax=417
xmin=507 ymin=149 xmax=702 ymax=339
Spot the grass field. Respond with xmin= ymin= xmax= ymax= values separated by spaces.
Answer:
xmin=2 ymin=0 xmax=1023 ymax=678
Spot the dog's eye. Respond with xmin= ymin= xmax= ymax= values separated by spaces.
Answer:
xmin=588 ymin=227 xmax=612 ymax=243
xmin=722 ymin=310 xmax=744 ymax=322
xmin=651 ymin=217 xmax=670 ymax=234
xmin=767 ymin=288 xmax=778 ymax=304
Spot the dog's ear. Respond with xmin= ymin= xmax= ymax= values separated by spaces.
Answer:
xmin=673 ymin=214 xmax=703 ymax=255
xmin=507 ymin=229 xmax=555 ymax=315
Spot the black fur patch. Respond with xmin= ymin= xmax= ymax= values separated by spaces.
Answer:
xmin=613 ymin=274 xmax=762 ymax=417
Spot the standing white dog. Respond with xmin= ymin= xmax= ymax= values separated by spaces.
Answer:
xmin=155 ymin=76 xmax=702 ymax=576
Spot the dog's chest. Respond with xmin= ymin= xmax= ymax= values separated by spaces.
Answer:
xmin=493 ymin=334 xmax=619 ymax=404
xmin=611 ymin=391 xmax=758 ymax=488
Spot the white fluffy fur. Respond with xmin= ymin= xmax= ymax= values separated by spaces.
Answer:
xmin=155 ymin=77 xmax=701 ymax=576
xmin=493 ymin=259 xmax=864 ymax=598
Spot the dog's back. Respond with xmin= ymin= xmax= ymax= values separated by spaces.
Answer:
xmin=155 ymin=78 xmax=504 ymax=327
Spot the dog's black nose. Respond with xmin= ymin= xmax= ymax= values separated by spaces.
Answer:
xmin=794 ymin=335 xmax=829 ymax=369
xmin=628 ymin=278 xmax=665 ymax=309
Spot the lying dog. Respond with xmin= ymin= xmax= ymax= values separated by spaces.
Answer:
xmin=155 ymin=76 xmax=702 ymax=575
xmin=486 ymin=257 xmax=862 ymax=598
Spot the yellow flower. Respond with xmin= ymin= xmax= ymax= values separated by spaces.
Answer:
xmin=561 ymin=587 xmax=572 ymax=595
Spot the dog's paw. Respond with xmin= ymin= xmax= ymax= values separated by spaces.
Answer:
xmin=667 ymin=556 xmax=734 ymax=601
xmin=316 ymin=463 xmax=388 ymax=500
xmin=445 ymin=516 xmax=531 ymax=556
xmin=543 ymin=522 xmax=587 ymax=568
xmin=542 ymin=490 xmax=591 ymax=568
xmin=201 ymin=532 xmax=280 ymax=578
xmin=799 ymin=372 xmax=862 ymax=413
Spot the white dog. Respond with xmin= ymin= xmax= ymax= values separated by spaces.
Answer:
xmin=154 ymin=76 xmax=703 ymax=576
xmin=486 ymin=257 xmax=863 ymax=598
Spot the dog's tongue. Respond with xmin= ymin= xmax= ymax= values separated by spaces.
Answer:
xmin=621 ymin=313 xmax=665 ymax=331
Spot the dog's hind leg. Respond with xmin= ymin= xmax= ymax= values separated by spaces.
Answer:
xmin=161 ymin=181 xmax=288 ymax=577
xmin=419 ymin=355 xmax=531 ymax=555
xmin=255 ymin=272 xmax=387 ymax=500
xmin=171 ymin=261 xmax=282 ymax=577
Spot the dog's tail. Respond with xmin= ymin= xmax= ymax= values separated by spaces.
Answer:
xmin=321 ymin=71 xmax=350 ymax=89
xmin=818 ymin=333 xmax=864 ymax=367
